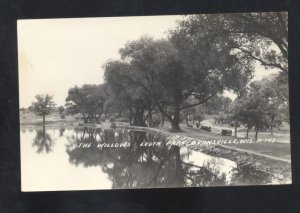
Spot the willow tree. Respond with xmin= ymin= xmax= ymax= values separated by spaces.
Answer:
xmin=112 ymin=33 xmax=252 ymax=131
xmin=65 ymin=84 xmax=107 ymax=123
xmin=104 ymin=60 xmax=153 ymax=126
xmin=178 ymin=13 xmax=288 ymax=75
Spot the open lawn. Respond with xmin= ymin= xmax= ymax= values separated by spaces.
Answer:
xmin=20 ymin=111 xmax=75 ymax=125
xmin=154 ymin=121 xmax=291 ymax=160
xmin=229 ymin=142 xmax=291 ymax=160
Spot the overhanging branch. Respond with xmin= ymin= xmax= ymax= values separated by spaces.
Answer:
xmin=234 ymin=47 xmax=288 ymax=74
xmin=180 ymin=92 xmax=218 ymax=110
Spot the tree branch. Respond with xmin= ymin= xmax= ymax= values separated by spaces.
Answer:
xmin=276 ymin=13 xmax=288 ymax=43
xmin=234 ymin=13 xmax=288 ymax=60
xmin=180 ymin=92 xmax=218 ymax=110
xmin=234 ymin=47 xmax=288 ymax=74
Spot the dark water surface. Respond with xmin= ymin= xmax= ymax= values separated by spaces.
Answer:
xmin=20 ymin=125 xmax=274 ymax=191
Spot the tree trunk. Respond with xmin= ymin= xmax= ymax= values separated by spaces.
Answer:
xmin=42 ymin=123 xmax=46 ymax=141
xmin=246 ymin=124 xmax=250 ymax=138
xmin=173 ymin=146 xmax=184 ymax=185
xmin=133 ymin=108 xmax=145 ymax=127
xmin=234 ymin=120 xmax=237 ymax=137
xmin=144 ymin=107 xmax=153 ymax=127
xmin=129 ymin=115 xmax=133 ymax=125
xmin=96 ymin=113 xmax=102 ymax=123
xmin=148 ymin=110 xmax=153 ymax=127
xmin=171 ymin=100 xmax=182 ymax=132
xmin=129 ymin=109 xmax=133 ymax=125
xmin=89 ymin=114 xmax=93 ymax=123
xmin=171 ymin=121 xmax=181 ymax=132
xmin=270 ymin=125 xmax=274 ymax=135
xmin=185 ymin=112 xmax=189 ymax=127
xmin=42 ymin=114 xmax=45 ymax=125
xmin=153 ymin=97 xmax=181 ymax=131
xmin=255 ymin=126 xmax=259 ymax=140
xmin=161 ymin=105 xmax=167 ymax=126
xmin=81 ymin=129 xmax=86 ymax=140
xmin=90 ymin=114 xmax=94 ymax=123
xmin=161 ymin=113 xmax=165 ymax=126
xmin=171 ymin=113 xmax=181 ymax=132
xmin=171 ymin=107 xmax=181 ymax=131
xmin=82 ymin=113 xmax=87 ymax=123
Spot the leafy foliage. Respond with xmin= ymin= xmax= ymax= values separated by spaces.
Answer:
xmin=65 ymin=84 xmax=107 ymax=123
xmin=104 ymin=29 xmax=253 ymax=130
xmin=233 ymin=77 xmax=288 ymax=138
xmin=176 ymin=13 xmax=287 ymax=75
xmin=31 ymin=94 xmax=56 ymax=121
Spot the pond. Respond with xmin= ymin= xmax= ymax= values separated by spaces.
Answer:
xmin=20 ymin=125 xmax=273 ymax=191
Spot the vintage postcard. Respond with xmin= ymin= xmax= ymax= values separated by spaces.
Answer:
xmin=18 ymin=13 xmax=290 ymax=191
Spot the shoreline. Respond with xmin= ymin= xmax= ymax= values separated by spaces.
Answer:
xmin=114 ymin=124 xmax=291 ymax=184
xmin=19 ymin=121 xmax=291 ymax=183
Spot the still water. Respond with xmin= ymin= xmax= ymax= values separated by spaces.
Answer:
xmin=20 ymin=125 xmax=272 ymax=191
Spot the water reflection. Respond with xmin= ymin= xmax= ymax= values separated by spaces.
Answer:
xmin=230 ymin=164 xmax=271 ymax=185
xmin=66 ymin=129 xmax=231 ymax=188
xmin=21 ymin=126 xmax=273 ymax=190
xmin=59 ymin=128 xmax=65 ymax=137
xmin=32 ymin=125 xmax=54 ymax=154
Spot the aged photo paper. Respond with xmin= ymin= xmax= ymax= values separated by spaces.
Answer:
xmin=18 ymin=13 xmax=291 ymax=191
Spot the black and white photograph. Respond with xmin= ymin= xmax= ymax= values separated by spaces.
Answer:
xmin=18 ymin=12 xmax=290 ymax=191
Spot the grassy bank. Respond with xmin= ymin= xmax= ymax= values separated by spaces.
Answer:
xmin=115 ymin=124 xmax=291 ymax=184
xmin=153 ymin=122 xmax=291 ymax=160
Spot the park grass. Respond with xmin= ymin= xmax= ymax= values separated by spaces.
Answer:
xmin=154 ymin=122 xmax=291 ymax=160
xmin=228 ymin=142 xmax=291 ymax=160
xmin=20 ymin=110 xmax=76 ymax=126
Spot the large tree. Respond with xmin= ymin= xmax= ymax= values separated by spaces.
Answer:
xmin=233 ymin=77 xmax=287 ymax=139
xmin=58 ymin=106 xmax=65 ymax=119
xmin=65 ymin=84 xmax=107 ymax=123
xmin=109 ymin=33 xmax=252 ymax=131
xmin=104 ymin=13 xmax=288 ymax=131
xmin=31 ymin=94 xmax=56 ymax=124
xmin=177 ymin=13 xmax=287 ymax=75
xmin=104 ymin=60 xmax=153 ymax=126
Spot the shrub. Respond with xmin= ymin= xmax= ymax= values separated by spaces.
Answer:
xmin=109 ymin=116 xmax=116 ymax=122
xmin=152 ymin=118 xmax=161 ymax=127
xmin=100 ymin=115 xmax=106 ymax=122
xmin=150 ymin=114 xmax=161 ymax=127
xmin=115 ymin=116 xmax=130 ymax=123
xmin=194 ymin=114 xmax=205 ymax=123
xmin=179 ymin=114 xmax=185 ymax=123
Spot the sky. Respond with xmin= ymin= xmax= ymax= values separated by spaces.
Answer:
xmin=18 ymin=15 xmax=279 ymax=107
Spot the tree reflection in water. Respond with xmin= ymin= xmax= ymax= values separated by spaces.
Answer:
xmin=59 ymin=128 xmax=65 ymax=137
xmin=66 ymin=128 xmax=105 ymax=167
xmin=66 ymin=128 xmax=227 ymax=189
xmin=229 ymin=164 xmax=271 ymax=185
xmin=32 ymin=125 xmax=54 ymax=154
